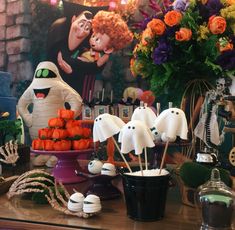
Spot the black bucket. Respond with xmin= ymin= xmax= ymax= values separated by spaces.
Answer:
xmin=121 ymin=171 xmax=170 ymax=221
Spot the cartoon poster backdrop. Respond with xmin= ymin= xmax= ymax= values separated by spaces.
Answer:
xmin=47 ymin=1 xmax=108 ymax=98
xmin=47 ymin=0 xmax=133 ymax=100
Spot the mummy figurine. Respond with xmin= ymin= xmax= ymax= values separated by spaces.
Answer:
xmin=153 ymin=108 xmax=188 ymax=142
xmin=88 ymin=159 xmax=103 ymax=174
xmin=83 ymin=194 xmax=102 ymax=214
xmin=67 ymin=192 xmax=84 ymax=212
xmin=18 ymin=61 xmax=82 ymax=140
xmin=101 ymin=163 xmax=116 ymax=176
xmin=93 ymin=113 xmax=125 ymax=142
xmin=131 ymin=104 xmax=157 ymax=129
xmin=118 ymin=120 xmax=155 ymax=155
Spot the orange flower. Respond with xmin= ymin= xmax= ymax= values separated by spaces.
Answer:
xmin=208 ymin=16 xmax=226 ymax=34
xmin=175 ymin=28 xmax=192 ymax=41
xmin=218 ymin=39 xmax=234 ymax=52
xmin=164 ymin=10 xmax=182 ymax=27
xmin=141 ymin=28 xmax=153 ymax=45
xmin=147 ymin=19 xmax=166 ymax=35
xmin=226 ymin=0 xmax=235 ymax=5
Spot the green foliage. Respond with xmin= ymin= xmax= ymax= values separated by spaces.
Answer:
xmin=29 ymin=1 xmax=63 ymax=68
xmin=179 ymin=162 xmax=232 ymax=188
xmin=110 ymin=55 xmax=126 ymax=100
xmin=0 ymin=119 xmax=22 ymax=146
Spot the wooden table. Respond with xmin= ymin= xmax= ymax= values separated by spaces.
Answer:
xmin=0 ymin=163 xmax=234 ymax=230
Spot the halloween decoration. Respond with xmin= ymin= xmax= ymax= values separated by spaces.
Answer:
xmin=119 ymin=120 xmax=155 ymax=175
xmin=83 ymin=194 xmax=102 ymax=214
xmin=7 ymin=169 xmax=100 ymax=218
xmin=88 ymin=159 xmax=103 ymax=174
xmin=153 ymin=108 xmax=188 ymax=174
xmin=0 ymin=140 xmax=19 ymax=167
xmin=131 ymin=104 xmax=157 ymax=169
xmin=68 ymin=192 xmax=84 ymax=212
xmin=198 ymin=168 xmax=234 ymax=229
xmin=93 ymin=113 xmax=132 ymax=172
xmin=154 ymin=108 xmax=188 ymax=141
xmin=18 ymin=61 xmax=82 ymax=140
xmin=101 ymin=163 xmax=116 ymax=176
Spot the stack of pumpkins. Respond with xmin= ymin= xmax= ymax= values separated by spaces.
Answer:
xmin=32 ymin=109 xmax=93 ymax=151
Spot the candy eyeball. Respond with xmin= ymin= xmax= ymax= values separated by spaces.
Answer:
xmin=88 ymin=159 xmax=103 ymax=174
xmin=101 ymin=163 xmax=116 ymax=177
xmin=68 ymin=192 xmax=84 ymax=212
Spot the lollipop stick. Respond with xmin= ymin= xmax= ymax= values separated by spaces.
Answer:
xmin=138 ymin=155 xmax=144 ymax=176
xmin=112 ymin=137 xmax=132 ymax=173
xmin=144 ymin=147 xmax=148 ymax=170
xmin=159 ymin=140 xmax=169 ymax=175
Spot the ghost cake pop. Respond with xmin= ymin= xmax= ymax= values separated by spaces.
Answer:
xmin=88 ymin=159 xmax=103 ymax=174
xmin=131 ymin=103 xmax=157 ymax=169
xmin=119 ymin=120 xmax=155 ymax=175
xmin=67 ymin=192 xmax=84 ymax=212
xmin=93 ymin=113 xmax=132 ymax=172
xmin=153 ymin=108 xmax=188 ymax=174
xmin=101 ymin=163 xmax=116 ymax=176
xmin=83 ymin=194 xmax=101 ymax=214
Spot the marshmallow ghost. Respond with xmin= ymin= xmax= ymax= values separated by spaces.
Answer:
xmin=153 ymin=108 xmax=188 ymax=141
xmin=93 ymin=113 xmax=125 ymax=142
xmin=131 ymin=105 xmax=157 ymax=129
xmin=18 ymin=61 xmax=82 ymax=139
xmin=118 ymin=120 xmax=155 ymax=155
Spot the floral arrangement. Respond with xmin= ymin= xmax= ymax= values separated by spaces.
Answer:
xmin=130 ymin=0 xmax=235 ymax=102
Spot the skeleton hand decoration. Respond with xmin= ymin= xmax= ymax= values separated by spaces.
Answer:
xmin=0 ymin=140 xmax=19 ymax=165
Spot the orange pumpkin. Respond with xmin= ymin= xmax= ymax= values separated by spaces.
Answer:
xmin=32 ymin=139 xmax=44 ymax=150
xmin=52 ymin=129 xmax=68 ymax=140
xmin=65 ymin=120 xmax=79 ymax=129
xmin=67 ymin=126 xmax=84 ymax=139
xmin=58 ymin=108 xmax=75 ymax=120
xmin=38 ymin=128 xmax=54 ymax=140
xmin=53 ymin=140 xmax=72 ymax=151
xmin=72 ymin=139 xmax=90 ymax=150
xmin=48 ymin=117 xmax=65 ymax=128
xmin=44 ymin=140 xmax=55 ymax=151
xmin=82 ymin=127 xmax=91 ymax=138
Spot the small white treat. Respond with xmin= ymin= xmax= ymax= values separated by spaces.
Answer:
xmin=83 ymin=194 xmax=101 ymax=214
xmin=161 ymin=133 xmax=176 ymax=142
xmin=101 ymin=163 xmax=116 ymax=176
xmin=88 ymin=159 xmax=103 ymax=174
xmin=68 ymin=192 xmax=84 ymax=212
xmin=125 ymin=169 xmax=169 ymax=177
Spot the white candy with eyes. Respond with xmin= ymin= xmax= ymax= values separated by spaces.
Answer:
xmin=93 ymin=113 xmax=125 ymax=142
xmin=119 ymin=120 xmax=155 ymax=155
xmin=153 ymin=108 xmax=188 ymax=141
xmin=131 ymin=105 xmax=157 ymax=129
xmin=67 ymin=192 xmax=84 ymax=212
xmin=88 ymin=159 xmax=103 ymax=174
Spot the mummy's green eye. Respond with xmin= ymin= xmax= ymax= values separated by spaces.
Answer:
xmin=42 ymin=69 xmax=49 ymax=77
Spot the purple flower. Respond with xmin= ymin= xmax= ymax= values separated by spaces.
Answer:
xmin=216 ymin=50 xmax=235 ymax=70
xmin=153 ymin=42 xmax=172 ymax=65
xmin=200 ymin=0 xmax=223 ymax=20
xmin=173 ymin=0 xmax=190 ymax=12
